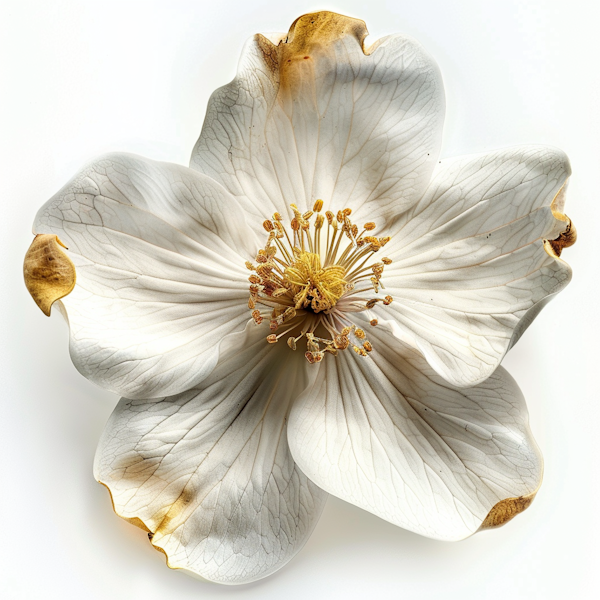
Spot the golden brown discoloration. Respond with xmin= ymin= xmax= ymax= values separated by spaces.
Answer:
xmin=99 ymin=480 xmax=180 ymax=569
xmin=545 ymin=179 xmax=576 ymax=258
xmin=23 ymin=234 xmax=76 ymax=316
xmin=282 ymin=11 xmax=368 ymax=55
xmin=253 ymin=12 xmax=369 ymax=106
xmin=153 ymin=487 xmax=195 ymax=538
xmin=99 ymin=482 xmax=151 ymax=532
xmin=255 ymin=33 xmax=280 ymax=79
xmin=479 ymin=492 xmax=537 ymax=530
xmin=546 ymin=216 xmax=577 ymax=258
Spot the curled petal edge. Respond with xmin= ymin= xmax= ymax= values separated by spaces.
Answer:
xmin=98 ymin=482 xmax=181 ymax=573
xmin=23 ymin=234 xmax=76 ymax=316
xmin=545 ymin=180 xmax=577 ymax=258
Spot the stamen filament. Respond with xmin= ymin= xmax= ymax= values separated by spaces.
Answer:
xmin=246 ymin=202 xmax=394 ymax=362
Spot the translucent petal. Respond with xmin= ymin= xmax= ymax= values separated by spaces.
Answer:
xmin=288 ymin=323 xmax=542 ymax=540
xmin=190 ymin=12 xmax=444 ymax=223
xmin=94 ymin=327 xmax=327 ymax=584
xmin=34 ymin=153 xmax=257 ymax=398
xmin=379 ymin=145 xmax=572 ymax=386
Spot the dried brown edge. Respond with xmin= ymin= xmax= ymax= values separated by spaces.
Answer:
xmin=255 ymin=10 xmax=371 ymax=75
xmin=545 ymin=216 xmax=577 ymax=258
xmin=544 ymin=180 xmax=577 ymax=258
xmin=23 ymin=233 xmax=76 ymax=316
xmin=478 ymin=491 xmax=538 ymax=530
xmin=98 ymin=481 xmax=180 ymax=570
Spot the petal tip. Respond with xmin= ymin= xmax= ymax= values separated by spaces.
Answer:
xmin=283 ymin=11 xmax=369 ymax=54
xmin=545 ymin=179 xmax=576 ymax=258
xmin=479 ymin=492 xmax=537 ymax=530
xmin=23 ymin=233 xmax=76 ymax=316
xmin=545 ymin=215 xmax=577 ymax=258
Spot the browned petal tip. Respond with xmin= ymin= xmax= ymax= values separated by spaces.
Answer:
xmin=23 ymin=233 xmax=76 ymax=316
xmin=98 ymin=480 xmax=182 ymax=571
xmin=546 ymin=215 xmax=577 ymax=258
xmin=284 ymin=11 xmax=368 ymax=51
xmin=479 ymin=492 xmax=537 ymax=530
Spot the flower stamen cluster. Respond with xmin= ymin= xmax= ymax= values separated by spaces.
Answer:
xmin=246 ymin=200 xmax=394 ymax=362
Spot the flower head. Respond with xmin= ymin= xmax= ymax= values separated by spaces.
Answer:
xmin=24 ymin=11 xmax=575 ymax=585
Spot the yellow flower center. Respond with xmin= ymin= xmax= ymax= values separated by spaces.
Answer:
xmin=284 ymin=251 xmax=346 ymax=312
xmin=246 ymin=200 xmax=394 ymax=363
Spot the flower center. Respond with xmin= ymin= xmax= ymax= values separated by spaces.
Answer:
xmin=246 ymin=200 xmax=394 ymax=363
xmin=283 ymin=251 xmax=346 ymax=312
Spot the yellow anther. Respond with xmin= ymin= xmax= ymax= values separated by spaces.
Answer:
xmin=364 ymin=222 xmax=376 ymax=231
xmin=313 ymin=199 xmax=323 ymax=212
xmin=325 ymin=211 xmax=334 ymax=224
xmin=379 ymin=237 xmax=391 ymax=246
xmin=382 ymin=257 xmax=392 ymax=265
xmin=363 ymin=341 xmax=373 ymax=352
xmin=267 ymin=334 xmax=278 ymax=343
xmin=256 ymin=264 xmax=273 ymax=277
xmin=366 ymin=299 xmax=377 ymax=309
xmin=263 ymin=220 xmax=274 ymax=232
xmin=248 ymin=297 xmax=255 ymax=309
xmin=370 ymin=319 xmax=378 ymax=326
xmin=291 ymin=218 xmax=300 ymax=231
xmin=383 ymin=295 xmax=393 ymax=305
xmin=249 ymin=274 xmax=261 ymax=284
xmin=343 ymin=208 xmax=352 ymax=217
xmin=273 ymin=212 xmax=282 ymax=221
xmin=355 ymin=328 xmax=365 ymax=339
xmin=341 ymin=326 xmax=351 ymax=336
xmin=302 ymin=211 xmax=313 ymax=220
xmin=336 ymin=210 xmax=344 ymax=223
xmin=315 ymin=214 xmax=325 ymax=229
xmin=334 ymin=335 xmax=349 ymax=350
xmin=245 ymin=261 xmax=255 ymax=270
xmin=287 ymin=337 xmax=297 ymax=350
xmin=352 ymin=345 xmax=367 ymax=356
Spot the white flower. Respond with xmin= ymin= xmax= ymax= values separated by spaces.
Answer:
xmin=24 ymin=11 xmax=575 ymax=586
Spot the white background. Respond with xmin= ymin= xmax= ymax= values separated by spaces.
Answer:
xmin=1 ymin=0 xmax=598 ymax=598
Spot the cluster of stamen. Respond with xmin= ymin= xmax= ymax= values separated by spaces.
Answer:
xmin=246 ymin=200 xmax=394 ymax=363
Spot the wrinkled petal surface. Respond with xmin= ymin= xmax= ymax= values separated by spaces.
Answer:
xmin=288 ymin=323 xmax=542 ymax=540
xmin=34 ymin=153 xmax=258 ymax=398
xmin=191 ymin=11 xmax=444 ymax=223
xmin=94 ymin=325 xmax=327 ymax=584
xmin=378 ymin=145 xmax=572 ymax=387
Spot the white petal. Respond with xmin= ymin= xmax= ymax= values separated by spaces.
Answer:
xmin=287 ymin=325 xmax=542 ymax=541
xmin=94 ymin=327 xmax=327 ymax=585
xmin=34 ymin=153 xmax=258 ymax=398
xmin=190 ymin=11 xmax=444 ymax=222
xmin=379 ymin=145 xmax=572 ymax=387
